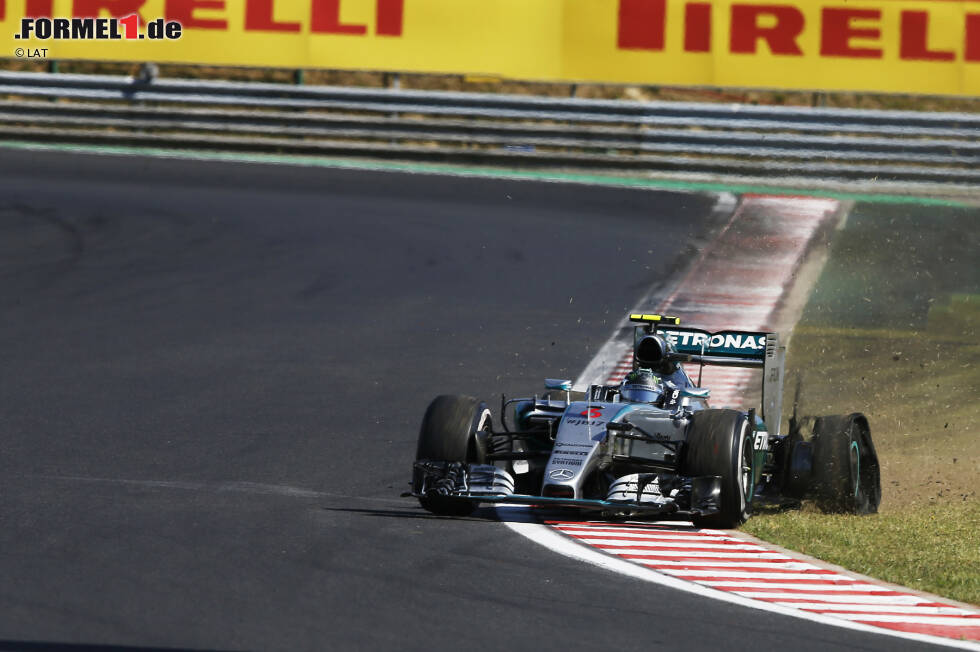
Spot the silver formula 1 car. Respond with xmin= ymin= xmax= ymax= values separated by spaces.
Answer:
xmin=411 ymin=314 xmax=881 ymax=528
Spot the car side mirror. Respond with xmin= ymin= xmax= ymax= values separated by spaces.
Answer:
xmin=544 ymin=379 xmax=572 ymax=391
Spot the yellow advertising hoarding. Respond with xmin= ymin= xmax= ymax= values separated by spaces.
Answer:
xmin=3 ymin=0 xmax=979 ymax=96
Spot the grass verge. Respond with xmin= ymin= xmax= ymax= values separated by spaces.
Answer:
xmin=742 ymin=202 xmax=979 ymax=606
xmin=744 ymin=502 xmax=980 ymax=605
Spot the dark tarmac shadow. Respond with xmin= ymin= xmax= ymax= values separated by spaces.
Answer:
xmin=335 ymin=501 xmax=706 ymax=532
xmin=320 ymin=504 xmax=500 ymax=522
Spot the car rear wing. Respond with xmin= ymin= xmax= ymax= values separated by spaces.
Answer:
xmin=629 ymin=315 xmax=786 ymax=436
xmin=658 ymin=326 xmax=768 ymax=367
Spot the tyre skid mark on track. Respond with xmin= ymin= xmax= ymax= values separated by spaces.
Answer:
xmin=500 ymin=195 xmax=980 ymax=650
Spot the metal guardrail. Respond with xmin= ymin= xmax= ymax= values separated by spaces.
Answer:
xmin=1 ymin=71 xmax=978 ymax=186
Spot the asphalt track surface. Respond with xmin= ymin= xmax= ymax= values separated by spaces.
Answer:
xmin=0 ymin=150 xmax=944 ymax=652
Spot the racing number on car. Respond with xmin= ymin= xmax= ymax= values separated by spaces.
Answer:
xmin=753 ymin=431 xmax=769 ymax=451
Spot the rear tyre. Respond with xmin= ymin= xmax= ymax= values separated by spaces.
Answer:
xmin=811 ymin=413 xmax=880 ymax=514
xmin=415 ymin=395 xmax=491 ymax=516
xmin=683 ymin=409 xmax=753 ymax=529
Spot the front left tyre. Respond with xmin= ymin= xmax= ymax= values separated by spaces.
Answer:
xmin=415 ymin=394 xmax=490 ymax=516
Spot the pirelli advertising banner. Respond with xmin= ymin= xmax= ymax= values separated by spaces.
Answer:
xmin=3 ymin=0 xmax=979 ymax=96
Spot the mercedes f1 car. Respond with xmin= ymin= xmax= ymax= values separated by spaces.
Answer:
xmin=411 ymin=314 xmax=881 ymax=528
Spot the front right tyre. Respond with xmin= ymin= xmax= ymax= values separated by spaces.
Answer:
xmin=682 ymin=409 xmax=754 ymax=529
xmin=415 ymin=394 xmax=490 ymax=517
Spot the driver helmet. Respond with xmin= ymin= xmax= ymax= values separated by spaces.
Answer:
xmin=620 ymin=368 xmax=662 ymax=404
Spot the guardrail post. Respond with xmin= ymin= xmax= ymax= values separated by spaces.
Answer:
xmin=380 ymin=72 xmax=402 ymax=142
xmin=135 ymin=62 xmax=158 ymax=84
